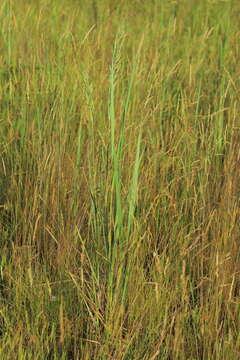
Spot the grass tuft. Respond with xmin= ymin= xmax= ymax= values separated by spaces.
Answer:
xmin=1 ymin=0 xmax=240 ymax=359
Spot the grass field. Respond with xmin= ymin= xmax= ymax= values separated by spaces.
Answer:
xmin=1 ymin=0 xmax=240 ymax=358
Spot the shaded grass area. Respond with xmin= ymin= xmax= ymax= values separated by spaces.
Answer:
xmin=1 ymin=0 xmax=240 ymax=358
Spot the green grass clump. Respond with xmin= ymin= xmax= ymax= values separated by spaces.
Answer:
xmin=1 ymin=0 xmax=240 ymax=359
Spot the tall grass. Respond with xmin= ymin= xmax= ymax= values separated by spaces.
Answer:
xmin=1 ymin=0 xmax=240 ymax=358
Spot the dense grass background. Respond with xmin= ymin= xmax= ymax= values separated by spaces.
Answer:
xmin=1 ymin=0 xmax=240 ymax=358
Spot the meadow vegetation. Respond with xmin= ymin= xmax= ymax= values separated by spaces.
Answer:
xmin=0 ymin=0 xmax=240 ymax=358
